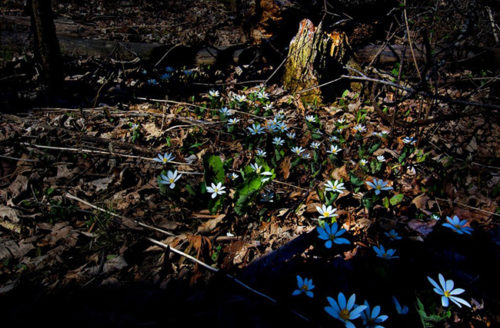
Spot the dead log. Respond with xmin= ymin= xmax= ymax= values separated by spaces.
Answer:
xmin=282 ymin=19 xmax=353 ymax=104
xmin=29 ymin=0 xmax=63 ymax=92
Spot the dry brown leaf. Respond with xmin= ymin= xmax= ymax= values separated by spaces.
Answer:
xmin=331 ymin=165 xmax=349 ymax=181
xmin=280 ymin=156 xmax=291 ymax=180
xmin=197 ymin=214 xmax=225 ymax=234
xmin=412 ymin=193 xmax=431 ymax=215
xmin=142 ymin=122 xmax=163 ymax=140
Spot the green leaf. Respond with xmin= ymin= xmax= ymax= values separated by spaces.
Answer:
xmin=350 ymin=172 xmax=364 ymax=186
xmin=390 ymin=194 xmax=404 ymax=206
xmin=185 ymin=184 xmax=197 ymax=196
xmin=382 ymin=197 xmax=390 ymax=208
xmin=205 ymin=155 xmax=225 ymax=184
xmin=368 ymin=142 xmax=381 ymax=154
xmin=234 ymin=176 xmax=262 ymax=215
xmin=416 ymin=297 xmax=450 ymax=328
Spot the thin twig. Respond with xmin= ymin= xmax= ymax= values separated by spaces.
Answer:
xmin=403 ymin=0 xmax=422 ymax=80
xmin=65 ymin=193 xmax=176 ymax=236
xmin=20 ymin=143 xmax=194 ymax=166
xmin=434 ymin=197 xmax=500 ymax=218
xmin=0 ymin=154 xmax=39 ymax=162
xmin=154 ymin=43 xmax=182 ymax=68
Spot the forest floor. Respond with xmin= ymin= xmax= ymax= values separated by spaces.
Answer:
xmin=1 ymin=1 xmax=499 ymax=327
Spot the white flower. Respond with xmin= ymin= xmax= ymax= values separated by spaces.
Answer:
xmin=310 ymin=141 xmax=321 ymax=149
xmin=228 ymin=172 xmax=239 ymax=180
xmin=337 ymin=118 xmax=345 ymax=124
xmin=327 ymin=145 xmax=342 ymax=155
xmin=302 ymin=152 xmax=311 ymax=159
xmin=256 ymin=149 xmax=267 ymax=157
xmin=159 ymin=170 xmax=182 ymax=189
xmin=287 ymin=132 xmax=296 ymax=139
xmin=233 ymin=94 xmax=247 ymax=103
xmin=219 ymin=107 xmax=233 ymax=116
xmin=208 ymin=90 xmax=220 ymax=98
xmin=360 ymin=159 xmax=368 ymax=166
xmin=329 ymin=136 xmax=339 ymax=142
xmin=228 ymin=118 xmax=240 ymax=125
xmin=291 ymin=146 xmax=305 ymax=156
xmin=273 ymin=136 xmax=284 ymax=146
xmin=353 ymin=124 xmax=366 ymax=133
xmin=377 ymin=155 xmax=386 ymax=162
xmin=325 ymin=180 xmax=345 ymax=193
xmin=316 ymin=204 xmax=338 ymax=219
xmin=264 ymin=103 xmax=273 ymax=111
xmin=305 ymin=115 xmax=316 ymax=123
xmin=206 ymin=182 xmax=226 ymax=198
xmin=250 ymin=163 xmax=263 ymax=174
xmin=258 ymin=91 xmax=269 ymax=99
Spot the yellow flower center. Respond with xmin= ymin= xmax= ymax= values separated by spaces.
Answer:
xmin=454 ymin=224 xmax=461 ymax=229
xmin=301 ymin=285 xmax=308 ymax=291
xmin=163 ymin=158 xmax=167 ymax=163
xmin=376 ymin=185 xmax=382 ymax=190
xmin=340 ymin=309 xmax=350 ymax=320
xmin=444 ymin=290 xmax=450 ymax=297
xmin=169 ymin=178 xmax=175 ymax=183
xmin=323 ymin=212 xmax=330 ymax=217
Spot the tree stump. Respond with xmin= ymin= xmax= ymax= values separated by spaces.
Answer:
xmin=282 ymin=19 xmax=352 ymax=104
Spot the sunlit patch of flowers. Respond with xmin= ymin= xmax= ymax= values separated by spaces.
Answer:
xmin=366 ymin=178 xmax=393 ymax=195
xmin=317 ymin=204 xmax=338 ymax=220
xmin=427 ymin=273 xmax=471 ymax=308
xmin=154 ymin=152 xmax=175 ymax=164
xmin=206 ymin=182 xmax=226 ymax=198
xmin=384 ymin=229 xmax=402 ymax=240
xmin=292 ymin=275 xmax=315 ymax=298
xmin=403 ymin=137 xmax=416 ymax=145
xmin=392 ymin=296 xmax=409 ymax=315
xmin=317 ymin=222 xmax=350 ymax=248
xmin=291 ymin=146 xmax=305 ymax=156
xmin=247 ymin=123 xmax=265 ymax=135
xmin=373 ymin=245 xmax=399 ymax=259
xmin=159 ymin=170 xmax=182 ymax=189
xmin=352 ymin=124 xmax=366 ymax=133
xmin=325 ymin=180 xmax=345 ymax=193
xmin=442 ymin=215 xmax=473 ymax=235
xmin=324 ymin=292 xmax=367 ymax=328
xmin=361 ymin=301 xmax=388 ymax=328
xmin=327 ymin=145 xmax=342 ymax=155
